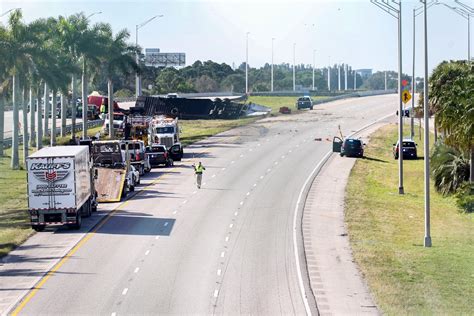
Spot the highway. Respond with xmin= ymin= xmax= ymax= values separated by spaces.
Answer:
xmin=7 ymin=94 xmax=397 ymax=315
xmin=2 ymin=110 xmax=83 ymax=140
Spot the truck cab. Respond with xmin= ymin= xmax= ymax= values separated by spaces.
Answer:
xmin=148 ymin=116 xmax=184 ymax=161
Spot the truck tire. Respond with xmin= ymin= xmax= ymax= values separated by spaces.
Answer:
xmin=70 ymin=213 xmax=82 ymax=230
xmin=130 ymin=184 xmax=135 ymax=192
xmin=32 ymin=225 xmax=45 ymax=232
xmin=83 ymin=200 xmax=92 ymax=218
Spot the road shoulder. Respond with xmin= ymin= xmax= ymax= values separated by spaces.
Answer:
xmin=302 ymin=123 xmax=385 ymax=316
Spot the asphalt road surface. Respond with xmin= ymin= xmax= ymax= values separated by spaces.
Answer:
xmin=2 ymin=110 xmax=83 ymax=139
xmin=10 ymin=94 xmax=397 ymax=315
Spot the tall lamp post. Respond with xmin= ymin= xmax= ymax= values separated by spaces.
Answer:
xmin=86 ymin=11 xmax=102 ymax=19
xmin=421 ymin=0 xmax=432 ymax=247
xmin=0 ymin=8 xmax=20 ymax=17
xmin=246 ymin=32 xmax=250 ymax=94
xmin=371 ymin=0 xmax=405 ymax=195
xmin=271 ymin=37 xmax=275 ymax=92
xmin=436 ymin=1 xmax=472 ymax=62
xmin=328 ymin=56 xmax=331 ymax=91
xmin=312 ymin=50 xmax=316 ymax=90
xmin=293 ymin=43 xmax=296 ymax=92
xmin=135 ymin=15 xmax=163 ymax=98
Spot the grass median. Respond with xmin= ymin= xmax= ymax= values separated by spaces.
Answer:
xmin=345 ymin=123 xmax=474 ymax=315
xmin=248 ymin=95 xmax=329 ymax=114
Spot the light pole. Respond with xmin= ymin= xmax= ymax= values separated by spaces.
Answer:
xmin=135 ymin=15 xmax=163 ymax=98
xmin=344 ymin=64 xmax=348 ymax=90
xmin=271 ymin=37 xmax=275 ymax=92
xmin=385 ymin=70 xmax=387 ymax=90
xmin=371 ymin=0 xmax=405 ymax=195
xmin=421 ymin=0 xmax=432 ymax=247
xmin=312 ymin=50 xmax=316 ymax=90
xmin=354 ymin=70 xmax=357 ymax=90
xmin=436 ymin=1 xmax=472 ymax=62
xmin=328 ymin=56 xmax=331 ymax=91
xmin=337 ymin=64 xmax=341 ymax=91
xmin=86 ymin=11 xmax=102 ymax=19
xmin=293 ymin=43 xmax=296 ymax=92
xmin=246 ymin=32 xmax=250 ymax=94
xmin=0 ymin=8 xmax=20 ymax=17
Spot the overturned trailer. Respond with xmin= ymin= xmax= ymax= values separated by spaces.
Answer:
xmin=131 ymin=96 xmax=248 ymax=119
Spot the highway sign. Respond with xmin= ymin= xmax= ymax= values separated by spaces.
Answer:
xmin=402 ymin=90 xmax=412 ymax=104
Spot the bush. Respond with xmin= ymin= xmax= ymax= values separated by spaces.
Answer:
xmin=455 ymin=182 xmax=474 ymax=213
xmin=431 ymin=142 xmax=470 ymax=195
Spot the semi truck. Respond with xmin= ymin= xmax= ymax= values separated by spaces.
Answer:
xmin=26 ymin=146 xmax=97 ymax=231
xmin=148 ymin=115 xmax=184 ymax=161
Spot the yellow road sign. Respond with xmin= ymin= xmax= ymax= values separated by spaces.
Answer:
xmin=402 ymin=90 xmax=412 ymax=104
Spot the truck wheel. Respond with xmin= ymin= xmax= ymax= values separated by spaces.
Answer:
xmin=32 ymin=225 xmax=45 ymax=232
xmin=130 ymin=184 xmax=135 ymax=192
xmin=70 ymin=214 xmax=82 ymax=230
xmin=83 ymin=201 xmax=92 ymax=218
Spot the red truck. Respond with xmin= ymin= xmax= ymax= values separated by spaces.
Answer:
xmin=88 ymin=95 xmax=121 ymax=113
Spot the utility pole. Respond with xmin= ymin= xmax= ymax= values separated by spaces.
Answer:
xmin=246 ymin=32 xmax=250 ymax=94
xmin=371 ymin=0 xmax=404 ymax=194
xmin=344 ymin=64 xmax=348 ymax=90
xmin=271 ymin=38 xmax=275 ymax=92
xmin=135 ymin=15 xmax=163 ymax=98
xmin=328 ymin=56 xmax=331 ymax=91
xmin=293 ymin=43 xmax=296 ymax=92
xmin=385 ymin=71 xmax=387 ymax=90
xmin=354 ymin=70 xmax=357 ymax=90
xmin=312 ymin=49 xmax=316 ymax=91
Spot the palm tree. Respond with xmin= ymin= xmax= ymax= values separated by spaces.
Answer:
xmin=2 ymin=10 xmax=41 ymax=169
xmin=429 ymin=60 xmax=473 ymax=183
xmin=431 ymin=142 xmax=470 ymax=195
xmin=0 ymin=24 xmax=9 ymax=157
xmin=101 ymin=26 xmax=139 ymax=138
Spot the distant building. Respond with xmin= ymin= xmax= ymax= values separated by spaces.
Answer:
xmin=145 ymin=48 xmax=186 ymax=68
xmin=356 ymin=69 xmax=373 ymax=78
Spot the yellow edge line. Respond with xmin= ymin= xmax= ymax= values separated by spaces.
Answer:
xmin=11 ymin=171 xmax=169 ymax=316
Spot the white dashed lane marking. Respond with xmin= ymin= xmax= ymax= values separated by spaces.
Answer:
xmin=122 ymin=288 xmax=128 ymax=295
xmin=217 ymin=269 xmax=222 ymax=276
xmin=229 ymin=223 xmax=234 ymax=229
xmin=225 ymin=236 xmax=230 ymax=242
xmin=134 ymin=267 xmax=140 ymax=273
xmin=213 ymin=289 xmax=219 ymax=298
xmin=145 ymin=250 xmax=150 ymax=256
xmin=234 ymin=211 xmax=238 ymax=216
xmin=220 ymin=252 xmax=226 ymax=258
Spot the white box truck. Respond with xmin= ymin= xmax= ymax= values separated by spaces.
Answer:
xmin=26 ymin=146 xmax=97 ymax=231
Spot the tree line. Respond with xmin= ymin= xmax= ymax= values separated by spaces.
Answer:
xmin=0 ymin=9 xmax=138 ymax=169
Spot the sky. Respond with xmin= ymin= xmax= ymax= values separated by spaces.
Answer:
xmin=1 ymin=0 xmax=472 ymax=76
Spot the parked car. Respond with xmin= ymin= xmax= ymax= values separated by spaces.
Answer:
xmin=146 ymin=144 xmax=173 ymax=167
xmin=393 ymin=139 xmax=418 ymax=159
xmin=296 ymin=96 xmax=313 ymax=110
xmin=340 ymin=138 xmax=364 ymax=158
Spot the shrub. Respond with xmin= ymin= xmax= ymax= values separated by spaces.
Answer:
xmin=431 ymin=142 xmax=470 ymax=195
xmin=455 ymin=182 xmax=474 ymax=213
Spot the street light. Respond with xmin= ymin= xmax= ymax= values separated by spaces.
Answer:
xmin=135 ymin=15 xmax=164 ymax=98
xmin=0 ymin=8 xmax=20 ymax=18
xmin=328 ymin=56 xmax=331 ymax=91
xmin=293 ymin=43 xmax=296 ymax=92
xmin=246 ymin=32 xmax=250 ymax=94
xmin=86 ymin=11 xmax=102 ymax=19
xmin=371 ymin=0 xmax=405 ymax=195
xmin=271 ymin=37 xmax=275 ymax=92
xmin=435 ymin=1 xmax=472 ymax=62
xmin=337 ymin=63 xmax=341 ymax=91
xmin=421 ymin=0 xmax=432 ymax=247
xmin=312 ymin=50 xmax=316 ymax=90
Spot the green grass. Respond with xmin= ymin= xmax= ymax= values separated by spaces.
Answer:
xmin=0 ymin=125 xmax=103 ymax=258
xmin=345 ymin=123 xmax=474 ymax=315
xmin=180 ymin=117 xmax=259 ymax=146
xmin=248 ymin=96 xmax=329 ymax=114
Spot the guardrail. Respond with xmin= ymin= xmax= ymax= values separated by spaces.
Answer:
xmin=1 ymin=119 xmax=103 ymax=149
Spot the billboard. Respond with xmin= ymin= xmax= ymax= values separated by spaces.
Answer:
xmin=145 ymin=52 xmax=186 ymax=67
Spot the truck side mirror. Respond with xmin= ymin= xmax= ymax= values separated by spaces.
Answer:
xmin=94 ymin=168 xmax=98 ymax=179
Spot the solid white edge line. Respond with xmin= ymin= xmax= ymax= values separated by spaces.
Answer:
xmin=293 ymin=151 xmax=331 ymax=316
xmin=292 ymin=111 xmax=395 ymax=316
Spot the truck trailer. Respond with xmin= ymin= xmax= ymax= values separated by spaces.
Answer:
xmin=26 ymin=146 xmax=97 ymax=231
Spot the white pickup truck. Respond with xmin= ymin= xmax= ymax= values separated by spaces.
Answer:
xmin=26 ymin=146 xmax=97 ymax=231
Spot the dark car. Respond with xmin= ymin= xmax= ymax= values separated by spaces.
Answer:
xmin=340 ymin=138 xmax=364 ymax=158
xmin=168 ymin=144 xmax=184 ymax=161
xmin=296 ymin=96 xmax=313 ymax=110
xmin=393 ymin=139 xmax=417 ymax=159
xmin=146 ymin=144 xmax=173 ymax=167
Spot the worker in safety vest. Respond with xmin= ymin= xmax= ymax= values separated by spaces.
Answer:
xmin=100 ymin=98 xmax=106 ymax=120
xmin=192 ymin=161 xmax=206 ymax=189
